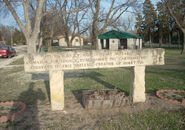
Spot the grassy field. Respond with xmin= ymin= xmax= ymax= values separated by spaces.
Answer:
xmin=10 ymin=58 xmax=24 ymax=65
xmin=0 ymin=48 xmax=184 ymax=129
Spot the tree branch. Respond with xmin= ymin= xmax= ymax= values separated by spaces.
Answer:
xmin=21 ymin=0 xmax=32 ymax=36
xmin=32 ymin=0 xmax=45 ymax=37
xmin=3 ymin=0 xmax=26 ymax=36
xmin=166 ymin=0 xmax=183 ymax=30
xmin=88 ymin=0 xmax=95 ymax=14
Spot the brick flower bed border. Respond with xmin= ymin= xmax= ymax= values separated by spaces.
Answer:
xmin=0 ymin=101 xmax=26 ymax=122
xmin=156 ymin=89 xmax=185 ymax=105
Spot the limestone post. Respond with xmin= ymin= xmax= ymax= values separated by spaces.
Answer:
xmin=130 ymin=66 xmax=146 ymax=103
xmin=109 ymin=39 xmax=118 ymax=50
xmin=49 ymin=70 xmax=64 ymax=110
xmin=97 ymin=39 xmax=102 ymax=50
xmin=103 ymin=39 xmax=106 ymax=48
xmin=140 ymin=39 xmax=142 ymax=49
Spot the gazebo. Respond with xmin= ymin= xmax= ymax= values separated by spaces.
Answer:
xmin=98 ymin=30 xmax=142 ymax=50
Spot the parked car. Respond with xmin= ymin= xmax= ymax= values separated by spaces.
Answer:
xmin=0 ymin=45 xmax=16 ymax=58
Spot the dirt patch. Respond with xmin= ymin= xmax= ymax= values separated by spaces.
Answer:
xmin=42 ymin=93 xmax=184 ymax=129
xmin=1 ymin=92 xmax=184 ymax=129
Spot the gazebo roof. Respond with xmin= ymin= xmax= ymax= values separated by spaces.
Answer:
xmin=98 ymin=30 xmax=141 ymax=39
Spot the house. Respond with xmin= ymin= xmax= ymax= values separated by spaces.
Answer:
xmin=56 ymin=35 xmax=84 ymax=47
xmin=98 ymin=30 xmax=142 ymax=50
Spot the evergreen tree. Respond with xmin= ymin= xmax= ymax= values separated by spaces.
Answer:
xmin=135 ymin=13 xmax=143 ymax=36
xmin=164 ymin=0 xmax=185 ymax=54
xmin=13 ymin=28 xmax=25 ymax=43
xmin=157 ymin=2 xmax=169 ymax=46
xmin=142 ymin=0 xmax=157 ymax=46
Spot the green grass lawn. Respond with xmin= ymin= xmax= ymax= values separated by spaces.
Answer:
xmin=10 ymin=58 xmax=24 ymax=65
xmin=165 ymin=48 xmax=185 ymax=59
xmin=0 ymin=48 xmax=184 ymax=129
xmin=96 ymin=110 xmax=185 ymax=130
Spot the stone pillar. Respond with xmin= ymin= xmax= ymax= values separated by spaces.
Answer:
xmin=103 ymin=39 xmax=106 ymax=48
xmin=130 ymin=66 xmax=146 ymax=103
xmin=127 ymin=38 xmax=134 ymax=49
xmin=136 ymin=39 xmax=139 ymax=49
xmin=109 ymin=39 xmax=118 ymax=50
xmin=49 ymin=70 xmax=64 ymax=110
xmin=97 ymin=39 xmax=102 ymax=50
xmin=140 ymin=39 xmax=142 ymax=49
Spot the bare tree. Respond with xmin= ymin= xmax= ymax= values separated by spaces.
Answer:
xmin=41 ymin=0 xmax=59 ymax=52
xmin=2 ymin=0 xmax=45 ymax=53
xmin=164 ymin=0 xmax=185 ymax=54
xmin=57 ymin=0 xmax=89 ymax=47
xmin=0 ymin=24 xmax=8 ymax=44
xmin=38 ymin=0 xmax=89 ymax=49
xmin=89 ymin=0 xmax=137 ymax=49
xmin=111 ymin=16 xmax=134 ymax=32
xmin=0 ymin=24 xmax=15 ymax=45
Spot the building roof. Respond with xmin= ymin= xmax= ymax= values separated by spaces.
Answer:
xmin=98 ymin=30 xmax=142 ymax=39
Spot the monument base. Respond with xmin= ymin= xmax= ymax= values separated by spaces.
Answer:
xmin=130 ymin=66 xmax=146 ymax=103
xmin=49 ymin=70 xmax=64 ymax=110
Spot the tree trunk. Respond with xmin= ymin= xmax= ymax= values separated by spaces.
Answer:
xmin=48 ymin=40 xmax=52 ymax=52
xmin=47 ymin=26 xmax=54 ymax=52
xmin=91 ymin=17 xmax=99 ymax=49
xmin=168 ymin=33 xmax=171 ymax=47
xmin=177 ymin=31 xmax=181 ymax=49
xmin=65 ymin=32 xmax=72 ymax=48
xmin=79 ymin=36 xmax=82 ymax=49
xmin=149 ymin=32 xmax=152 ymax=48
xmin=27 ymin=39 xmax=37 ymax=53
xmin=91 ymin=0 xmax=100 ymax=50
xmin=159 ymin=37 xmax=162 ymax=47
xmin=11 ymin=30 xmax=13 ymax=46
xmin=1 ymin=36 xmax=5 ymax=44
xmin=70 ymin=36 xmax=75 ymax=48
xmin=92 ymin=32 xmax=98 ymax=49
xmin=67 ymin=40 xmax=72 ymax=48
xmin=34 ymin=34 xmax=42 ymax=53
xmin=181 ymin=31 xmax=185 ymax=54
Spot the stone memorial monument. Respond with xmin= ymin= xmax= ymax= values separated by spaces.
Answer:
xmin=24 ymin=49 xmax=165 ymax=110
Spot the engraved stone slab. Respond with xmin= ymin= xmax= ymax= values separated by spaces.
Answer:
xmin=24 ymin=48 xmax=165 ymax=110
xmin=24 ymin=49 xmax=165 ymax=72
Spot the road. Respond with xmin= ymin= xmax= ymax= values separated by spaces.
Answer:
xmin=0 ymin=45 xmax=27 ymax=69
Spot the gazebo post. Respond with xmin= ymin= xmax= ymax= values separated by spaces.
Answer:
xmin=97 ymin=39 xmax=102 ymax=50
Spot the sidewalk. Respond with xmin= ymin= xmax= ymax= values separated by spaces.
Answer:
xmin=0 ymin=54 xmax=24 ymax=69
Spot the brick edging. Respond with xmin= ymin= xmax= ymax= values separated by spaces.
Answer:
xmin=0 ymin=101 xmax=26 ymax=122
xmin=156 ymin=89 xmax=185 ymax=105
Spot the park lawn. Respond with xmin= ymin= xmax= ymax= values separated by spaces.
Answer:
xmin=10 ymin=58 xmax=24 ymax=65
xmin=165 ymin=48 xmax=185 ymax=59
xmin=0 ymin=48 xmax=184 ymax=129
